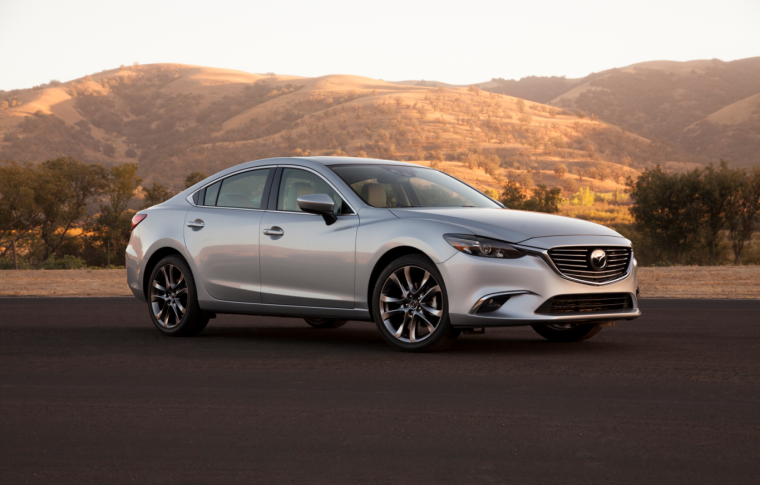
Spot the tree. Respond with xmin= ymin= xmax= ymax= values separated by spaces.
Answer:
xmin=468 ymin=85 xmax=481 ymax=97
xmin=103 ymin=142 xmax=116 ymax=157
xmin=30 ymin=157 xmax=107 ymax=261
xmin=516 ymin=99 xmax=525 ymax=113
xmin=517 ymin=172 xmax=535 ymax=189
xmin=518 ymin=114 xmax=533 ymax=126
xmin=141 ymin=182 xmax=173 ymax=210
xmin=597 ymin=164 xmax=610 ymax=182
xmin=501 ymin=181 xmax=561 ymax=213
xmin=480 ymin=155 xmax=500 ymax=176
xmin=570 ymin=187 xmax=594 ymax=206
xmin=699 ymin=161 xmax=735 ymax=265
xmin=725 ymin=166 xmax=760 ymax=264
xmin=94 ymin=163 xmax=142 ymax=266
xmin=522 ymin=185 xmax=562 ymax=213
xmin=184 ymin=171 xmax=206 ymax=189
xmin=0 ymin=161 xmax=37 ymax=267
xmin=501 ymin=180 xmax=526 ymax=208
xmin=554 ymin=163 xmax=567 ymax=179
xmin=628 ymin=166 xmax=703 ymax=264
xmin=562 ymin=179 xmax=578 ymax=194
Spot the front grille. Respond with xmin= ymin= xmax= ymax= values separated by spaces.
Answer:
xmin=536 ymin=293 xmax=633 ymax=314
xmin=547 ymin=246 xmax=632 ymax=284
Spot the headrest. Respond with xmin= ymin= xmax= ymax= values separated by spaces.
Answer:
xmin=361 ymin=183 xmax=386 ymax=207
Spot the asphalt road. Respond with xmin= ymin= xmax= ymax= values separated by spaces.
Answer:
xmin=1 ymin=298 xmax=759 ymax=484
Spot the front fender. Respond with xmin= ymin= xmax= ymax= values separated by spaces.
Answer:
xmin=354 ymin=207 xmax=473 ymax=310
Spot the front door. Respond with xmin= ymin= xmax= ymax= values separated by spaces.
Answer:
xmin=259 ymin=167 xmax=359 ymax=308
xmin=184 ymin=168 xmax=273 ymax=303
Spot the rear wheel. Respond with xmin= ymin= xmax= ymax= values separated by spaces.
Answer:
xmin=372 ymin=255 xmax=460 ymax=352
xmin=304 ymin=318 xmax=348 ymax=329
xmin=531 ymin=322 xmax=603 ymax=342
xmin=148 ymin=255 xmax=208 ymax=336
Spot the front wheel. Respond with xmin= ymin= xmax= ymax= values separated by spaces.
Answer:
xmin=304 ymin=318 xmax=348 ymax=329
xmin=372 ymin=255 xmax=460 ymax=352
xmin=148 ymin=255 xmax=209 ymax=336
xmin=531 ymin=322 xmax=603 ymax=342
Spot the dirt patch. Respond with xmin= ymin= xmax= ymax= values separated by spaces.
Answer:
xmin=1 ymin=267 xmax=758 ymax=299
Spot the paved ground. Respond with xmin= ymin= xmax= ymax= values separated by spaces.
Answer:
xmin=1 ymin=298 xmax=758 ymax=484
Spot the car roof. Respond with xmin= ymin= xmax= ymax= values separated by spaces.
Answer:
xmin=298 ymin=156 xmax=426 ymax=168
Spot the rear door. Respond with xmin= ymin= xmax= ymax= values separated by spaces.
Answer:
xmin=184 ymin=167 xmax=274 ymax=303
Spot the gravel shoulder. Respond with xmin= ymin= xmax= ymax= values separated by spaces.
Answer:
xmin=0 ymin=266 xmax=759 ymax=298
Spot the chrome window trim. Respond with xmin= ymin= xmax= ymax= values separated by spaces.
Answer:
xmin=513 ymin=243 xmax=634 ymax=287
xmin=273 ymin=164 xmax=358 ymax=216
xmin=186 ymin=165 xmax=277 ymax=208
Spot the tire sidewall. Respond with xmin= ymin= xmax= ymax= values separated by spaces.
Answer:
xmin=371 ymin=255 xmax=457 ymax=352
xmin=148 ymin=255 xmax=202 ymax=336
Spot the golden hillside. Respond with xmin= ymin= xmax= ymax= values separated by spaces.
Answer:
xmin=1 ymin=63 xmax=656 ymax=190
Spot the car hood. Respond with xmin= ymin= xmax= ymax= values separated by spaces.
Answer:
xmin=389 ymin=208 xmax=623 ymax=243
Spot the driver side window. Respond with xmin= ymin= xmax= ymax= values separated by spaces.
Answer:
xmin=277 ymin=168 xmax=346 ymax=214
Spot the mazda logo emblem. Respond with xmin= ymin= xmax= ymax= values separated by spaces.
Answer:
xmin=590 ymin=249 xmax=607 ymax=270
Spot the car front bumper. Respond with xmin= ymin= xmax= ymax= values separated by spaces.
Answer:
xmin=437 ymin=250 xmax=640 ymax=328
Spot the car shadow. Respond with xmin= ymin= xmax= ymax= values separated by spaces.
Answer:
xmin=186 ymin=320 xmax=633 ymax=356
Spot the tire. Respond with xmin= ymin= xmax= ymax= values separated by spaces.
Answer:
xmin=531 ymin=322 xmax=604 ymax=342
xmin=147 ymin=255 xmax=209 ymax=337
xmin=371 ymin=254 xmax=460 ymax=352
xmin=304 ymin=318 xmax=348 ymax=329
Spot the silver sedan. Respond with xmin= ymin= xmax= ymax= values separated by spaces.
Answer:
xmin=127 ymin=156 xmax=640 ymax=352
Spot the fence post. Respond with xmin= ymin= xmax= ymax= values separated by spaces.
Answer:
xmin=12 ymin=239 xmax=18 ymax=270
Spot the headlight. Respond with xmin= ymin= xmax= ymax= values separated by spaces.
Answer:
xmin=443 ymin=234 xmax=523 ymax=259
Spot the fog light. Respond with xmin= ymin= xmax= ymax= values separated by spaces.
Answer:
xmin=474 ymin=294 xmax=511 ymax=314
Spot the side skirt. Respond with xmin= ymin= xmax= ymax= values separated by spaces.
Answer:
xmin=199 ymin=299 xmax=372 ymax=321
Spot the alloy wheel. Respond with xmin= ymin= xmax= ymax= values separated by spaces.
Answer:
xmin=150 ymin=263 xmax=188 ymax=328
xmin=379 ymin=265 xmax=443 ymax=343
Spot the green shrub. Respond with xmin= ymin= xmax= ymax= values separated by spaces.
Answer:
xmin=39 ymin=255 xmax=86 ymax=270
xmin=0 ymin=259 xmax=31 ymax=270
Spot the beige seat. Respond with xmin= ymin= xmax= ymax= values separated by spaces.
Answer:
xmin=285 ymin=182 xmax=315 ymax=211
xmin=361 ymin=183 xmax=387 ymax=207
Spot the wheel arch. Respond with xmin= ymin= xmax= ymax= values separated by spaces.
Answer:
xmin=142 ymin=247 xmax=187 ymax=299
xmin=366 ymin=246 xmax=433 ymax=321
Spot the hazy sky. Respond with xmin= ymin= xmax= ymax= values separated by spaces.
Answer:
xmin=1 ymin=0 xmax=758 ymax=91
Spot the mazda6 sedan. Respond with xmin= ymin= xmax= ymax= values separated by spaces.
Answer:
xmin=126 ymin=156 xmax=640 ymax=352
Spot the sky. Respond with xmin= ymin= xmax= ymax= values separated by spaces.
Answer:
xmin=1 ymin=0 xmax=759 ymax=91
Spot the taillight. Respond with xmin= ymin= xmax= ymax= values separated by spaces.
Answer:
xmin=131 ymin=213 xmax=147 ymax=232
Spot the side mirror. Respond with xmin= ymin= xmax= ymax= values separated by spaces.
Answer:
xmin=297 ymin=193 xmax=337 ymax=225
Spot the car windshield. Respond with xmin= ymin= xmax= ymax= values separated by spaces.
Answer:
xmin=330 ymin=164 xmax=500 ymax=208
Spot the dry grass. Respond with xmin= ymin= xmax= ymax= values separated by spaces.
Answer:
xmin=1 ymin=267 xmax=759 ymax=299
xmin=0 ymin=269 xmax=132 ymax=297
xmin=637 ymin=266 xmax=760 ymax=299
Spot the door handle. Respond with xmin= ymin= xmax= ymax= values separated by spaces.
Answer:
xmin=263 ymin=227 xmax=284 ymax=236
xmin=187 ymin=219 xmax=205 ymax=228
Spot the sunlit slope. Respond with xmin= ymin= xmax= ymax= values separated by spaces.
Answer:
xmin=0 ymin=63 xmax=662 ymax=188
